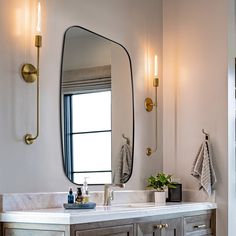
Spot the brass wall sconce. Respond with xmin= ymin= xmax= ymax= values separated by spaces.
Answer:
xmin=145 ymin=55 xmax=159 ymax=156
xmin=21 ymin=1 xmax=42 ymax=145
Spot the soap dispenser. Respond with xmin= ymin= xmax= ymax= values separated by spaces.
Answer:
xmin=75 ymin=187 xmax=83 ymax=204
xmin=82 ymin=177 xmax=89 ymax=203
xmin=67 ymin=188 xmax=74 ymax=204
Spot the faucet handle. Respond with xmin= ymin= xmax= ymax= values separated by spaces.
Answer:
xmin=110 ymin=189 xmax=114 ymax=201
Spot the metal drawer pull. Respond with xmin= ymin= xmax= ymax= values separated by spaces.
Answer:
xmin=154 ymin=224 xmax=163 ymax=230
xmin=162 ymin=223 xmax=169 ymax=228
xmin=154 ymin=224 xmax=169 ymax=229
xmin=154 ymin=223 xmax=169 ymax=230
xmin=194 ymin=224 xmax=206 ymax=229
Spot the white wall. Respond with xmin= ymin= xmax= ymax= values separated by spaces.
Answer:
xmin=163 ymin=0 xmax=235 ymax=235
xmin=0 ymin=0 xmax=163 ymax=193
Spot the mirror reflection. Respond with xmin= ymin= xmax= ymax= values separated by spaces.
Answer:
xmin=60 ymin=26 xmax=134 ymax=185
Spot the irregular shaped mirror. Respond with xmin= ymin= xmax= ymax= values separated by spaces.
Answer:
xmin=60 ymin=26 xmax=134 ymax=185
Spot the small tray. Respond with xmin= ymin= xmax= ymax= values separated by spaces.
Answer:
xmin=63 ymin=202 xmax=96 ymax=209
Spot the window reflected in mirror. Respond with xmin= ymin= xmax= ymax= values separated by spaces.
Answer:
xmin=64 ymin=91 xmax=112 ymax=184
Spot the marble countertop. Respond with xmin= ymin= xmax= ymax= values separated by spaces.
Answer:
xmin=0 ymin=202 xmax=217 ymax=225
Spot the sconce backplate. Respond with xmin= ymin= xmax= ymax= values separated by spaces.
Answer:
xmin=24 ymin=134 xmax=34 ymax=145
xmin=146 ymin=147 xmax=152 ymax=156
xmin=145 ymin=97 xmax=154 ymax=112
xmin=21 ymin=64 xmax=37 ymax=83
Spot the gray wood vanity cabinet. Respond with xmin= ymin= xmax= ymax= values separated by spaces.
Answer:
xmin=0 ymin=210 xmax=216 ymax=236
xmin=136 ymin=211 xmax=216 ymax=236
xmin=69 ymin=210 xmax=215 ymax=236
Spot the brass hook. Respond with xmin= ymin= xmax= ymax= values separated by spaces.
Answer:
xmin=122 ymin=134 xmax=130 ymax=145
xmin=202 ymin=129 xmax=209 ymax=140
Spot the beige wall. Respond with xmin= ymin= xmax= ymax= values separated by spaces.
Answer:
xmin=0 ymin=0 xmax=163 ymax=193
xmin=163 ymin=0 xmax=235 ymax=235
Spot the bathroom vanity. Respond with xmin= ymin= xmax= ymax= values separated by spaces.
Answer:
xmin=0 ymin=202 xmax=216 ymax=236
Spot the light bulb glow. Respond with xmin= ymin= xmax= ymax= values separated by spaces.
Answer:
xmin=36 ymin=1 xmax=41 ymax=34
xmin=154 ymin=54 xmax=158 ymax=78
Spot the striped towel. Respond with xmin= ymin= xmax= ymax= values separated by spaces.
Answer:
xmin=191 ymin=140 xmax=217 ymax=196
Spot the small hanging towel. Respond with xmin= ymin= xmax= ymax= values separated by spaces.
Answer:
xmin=113 ymin=143 xmax=132 ymax=184
xmin=191 ymin=140 xmax=217 ymax=196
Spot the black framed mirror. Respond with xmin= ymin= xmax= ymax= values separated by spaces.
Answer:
xmin=60 ymin=26 xmax=134 ymax=185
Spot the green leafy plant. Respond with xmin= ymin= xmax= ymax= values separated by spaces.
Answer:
xmin=147 ymin=172 xmax=176 ymax=192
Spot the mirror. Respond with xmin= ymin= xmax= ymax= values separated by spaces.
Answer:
xmin=60 ymin=26 xmax=134 ymax=185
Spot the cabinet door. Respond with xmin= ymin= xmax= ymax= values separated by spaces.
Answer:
xmin=160 ymin=218 xmax=183 ymax=236
xmin=137 ymin=221 xmax=161 ymax=236
xmin=137 ymin=218 xmax=183 ymax=236
xmin=75 ymin=224 xmax=134 ymax=236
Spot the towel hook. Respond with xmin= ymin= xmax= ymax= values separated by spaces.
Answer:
xmin=202 ymin=129 xmax=209 ymax=140
xmin=122 ymin=134 xmax=130 ymax=145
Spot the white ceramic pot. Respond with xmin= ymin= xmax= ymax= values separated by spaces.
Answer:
xmin=154 ymin=191 xmax=166 ymax=204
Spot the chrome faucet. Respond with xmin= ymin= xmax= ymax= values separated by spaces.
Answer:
xmin=103 ymin=183 xmax=125 ymax=206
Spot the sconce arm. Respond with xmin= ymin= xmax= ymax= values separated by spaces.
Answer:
xmin=22 ymin=35 xmax=42 ymax=145
xmin=145 ymin=79 xmax=158 ymax=156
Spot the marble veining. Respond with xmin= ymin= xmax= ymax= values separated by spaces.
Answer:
xmin=0 ymin=192 xmax=67 ymax=212
xmin=0 ymin=190 xmax=154 ymax=212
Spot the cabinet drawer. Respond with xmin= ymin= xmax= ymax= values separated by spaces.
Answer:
xmin=4 ymin=228 xmax=65 ymax=236
xmin=75 ymin=224 xmax=134 ymax=236
xmin=137 ymin=217 xmax=183 ymax=236
xmin=2 ymin=223 xmax=69 ymax=236
xmin=184 ymin=213 xmax=214 ymax=236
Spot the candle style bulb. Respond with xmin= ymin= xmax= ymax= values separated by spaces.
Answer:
xmin=36 ymin=1 xmax=41 ymax=34
xmin=153 ymin=54 xmax=159 ymax=87
xmin=35 ymin=0 xmax=42 ymax=48
xmin=154 ymin=54 xmax=158 ymax=78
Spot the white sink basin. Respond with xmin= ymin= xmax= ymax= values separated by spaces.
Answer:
xmin=96 ymin=203 xmax=158 ymax=210
xmin=113 ymin=203 xmax=156 ymax=208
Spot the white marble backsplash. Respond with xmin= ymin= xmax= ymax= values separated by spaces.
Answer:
xmin=0 ymin=192 xmax=67 ymax=212
xmin=0 ymin=189 xmax=215 ymax=212
xmin=0 ymin=190 xmax=154 ymax=212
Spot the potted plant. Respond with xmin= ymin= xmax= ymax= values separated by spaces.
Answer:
xmin=147 ymin=172 xmax=176 ymax=204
